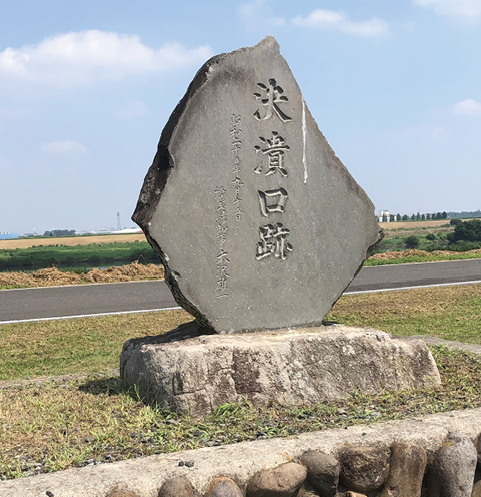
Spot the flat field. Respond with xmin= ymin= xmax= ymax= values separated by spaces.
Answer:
xmin=379 ymin=220 xmax=453 ymax=229
xmin=0 ymin=233 xmax=146 ymax=250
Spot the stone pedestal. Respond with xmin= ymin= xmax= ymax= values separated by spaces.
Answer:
xmin=120 ymin=323 xmax=440 ymax=416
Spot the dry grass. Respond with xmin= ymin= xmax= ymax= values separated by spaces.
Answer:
xmin=0 ymin=234 xmax=146 ymax=250
xmin=0 ymin=262 xmax=164 ymax=289
xmin=368 ymin=248 xmax=481 ymax=261
xmin=380 ymin=220 xmax=452 ymax=229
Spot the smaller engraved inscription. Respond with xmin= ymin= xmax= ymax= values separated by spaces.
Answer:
xmin=215 ymin=186 xmax=229 ymax=298
xmin=254 ymin=131 xmax=290 ymax=176
xmin=253 ymin=78 xmax=292 ymax=122
xmin=256 ymin=223 xmax=293 ymax=260
xmin=230 ymin=114 xmax=244 ymax=223
xmin=258 ymin=188 xmax=288 ymax=217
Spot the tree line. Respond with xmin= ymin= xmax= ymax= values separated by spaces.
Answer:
xmin=381 ymin=212 xmax=447 ymax=222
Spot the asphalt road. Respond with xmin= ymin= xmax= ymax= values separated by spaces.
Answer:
xmin=1 ymin=259 xmax=481 ymax=324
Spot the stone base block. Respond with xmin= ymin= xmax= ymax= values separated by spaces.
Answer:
xmin=120 ymin=322 xmax=440 ymax=416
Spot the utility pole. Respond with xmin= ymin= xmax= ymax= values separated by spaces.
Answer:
xmin=117 ymin=212 xmax=121 ymax=231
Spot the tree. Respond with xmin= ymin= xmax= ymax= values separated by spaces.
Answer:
xmin=442 ymin=211 xmax=447 ymax=219
xmin=450 ymin=218 xmax=462 ymax=226
xmin=447 ymin=219 xmax=481 ymax=243
xmin=426 ymin=233 xmax=436 ymax=241
xmin=402 ymin=214 xmax=408 ymax=221
xmin=426 ymin=213 xmax=431 ymax=220
xmin=436 ymin=212 xmax=442 ymax=220
xmin=416 ymin=212 xmax=421 ymax=220
xmin=421 ymin=214 xmax=425 ymax=220
xmin=382 ymin=215 xmax=388 ymax=222
xmin=405 ymin=236 xmax=420 ymax=249
xmin=411 ymin=214 xmax=416 ymax=221
xmin=396 ymin=213 xmax=401 ymax=222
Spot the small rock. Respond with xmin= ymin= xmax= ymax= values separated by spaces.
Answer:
xmin=178 ymin=460 xmax=185 ymax=467
xmin=158 ymin=476 xmax=197 ymax=497
xmin=346 ymin=492 xmax=367 ymax=497
xmin=472 ymin=480 xmax=481 ymax=497
xmin=247 ymin=462 xmax=307 ymax=497
xmin=205 ymin=477 xmax=243 ymax=497
xmin=299 ymin=450 xmax=339 ymax=497
xmin=185 ymin=460 xmax=195 ymax=468
xmin=46 ymin=491 xmax=54 ymax=497
xmin=339 ymin=446 xmax=390 ymax=493
xmin=377 ymin=442 xmax=427 ymax=497
xmin=432 ymin=432 xmax=477 ymax=497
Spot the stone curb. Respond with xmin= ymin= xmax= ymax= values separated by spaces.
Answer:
xmin=1 ymin=407 xmax=481 ymax=497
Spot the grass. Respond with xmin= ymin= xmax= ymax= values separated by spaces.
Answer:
xmin=0 ymin=241 xmax=158 ymax=271
xmin=2 ymin=284 xmax=481 ymax=382
xmin=2 ymin=284 xmax=481 ymax=480
xmin=364 ymin=251 xmax=481 ymax=266
xmin=1 ymin=347 xmax=480 ymax=480
xmin=0 ymin=311 xmax=190 ymax=381
xmin=328 ymin=284 xmax=481 ymax=344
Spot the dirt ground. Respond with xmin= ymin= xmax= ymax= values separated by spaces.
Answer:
xmin=0 ymin=233 xmax=146 ymax=250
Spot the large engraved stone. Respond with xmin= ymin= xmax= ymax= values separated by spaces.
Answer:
xmin=133 ymin=36 xmax=382 ymax=333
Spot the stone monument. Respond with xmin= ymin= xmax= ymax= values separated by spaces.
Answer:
xmin=121 ymin=37 xmax=440 ymax=415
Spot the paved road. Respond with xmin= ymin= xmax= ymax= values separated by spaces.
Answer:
xmin=1 ymin=259 xmax=481 ymax=324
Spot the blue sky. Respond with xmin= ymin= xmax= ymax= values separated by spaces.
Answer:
xmin=1 ymin=0 xmax=480 ymax=233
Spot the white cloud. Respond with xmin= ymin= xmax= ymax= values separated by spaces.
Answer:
xmin=114 ymin=100 xmax=149 ymax=119
xmin=0 ymin=30 xmax=214 ymax=86
xmin=238 ymin=0 xmax=269 ymax=17
xmin=41 ymin=140 xmax=88 ymax=154
xmin=292 ymin=9 xmax=390 ymax=37
xmin=453 ymin=98 xmax=481 ymax=115
xmin=413 ymin=0 xmax=481 ymax=22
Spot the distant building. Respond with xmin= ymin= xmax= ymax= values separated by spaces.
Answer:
xmin=378 ymin=210 xmax=391 ymax=222
xmin=0 ymin=232 xmax=18 ymax=240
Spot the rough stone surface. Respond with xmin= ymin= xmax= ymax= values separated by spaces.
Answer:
xmin=132 ymin=36 xmax=382 ymax=334
xmin=106 ymin=491 xmax=141 ymax=497
xmin=158 ymin=476 xmax=198 ymax=497
xmin=345 ymin=493 xmax=367 ymax=497
xmin=120 ymin=324 xmax=440 ymax=414
xmin=246 ymin=462 xmax=307 ymax=497
xmin=431 ymin=432 xmax=477 ymax=497
xmin=297 ymin=482 xmax=320 ymax=497
xmin=2 ymin=408 xmax=481 ymax=497
xmin=299 ymin=450 xmax=339 ymax=497
xmin=339 ymin=446 xmax=390 ymax=493
xmin=378 ymin=442 xmax=427 ymax=497
xmin=478 ymin=433 xmax=481 ymax=464
xmin=205 ymin=477 xmax=243 ymax=497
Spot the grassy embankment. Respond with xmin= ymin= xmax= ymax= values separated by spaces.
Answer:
xmin=2 ymin=284 xmax=481 ymax=479
xmin=0 ymin=240 xmax=158 ymax=272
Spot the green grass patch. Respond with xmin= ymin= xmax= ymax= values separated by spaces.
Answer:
xmin=327 ymin=283 xmax=481 ymax=344
xmin=0 ymin=241 xmax=158 ymax=271
xmin=0 ymin=311 xmax=191 ymax=381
